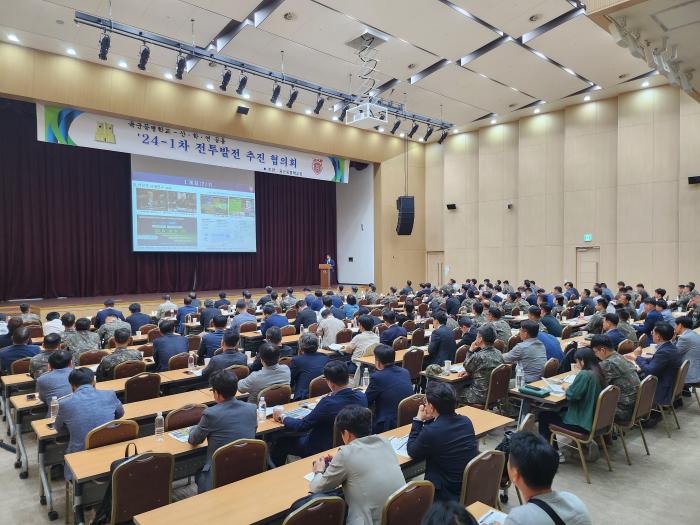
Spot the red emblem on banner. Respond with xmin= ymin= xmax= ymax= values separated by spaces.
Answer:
xmin=312 ymin=158 xmax=323 ymax=175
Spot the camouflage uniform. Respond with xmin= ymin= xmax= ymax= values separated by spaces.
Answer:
xmin=97 ymin=319 xmax=132 ymax=348
xmin=585 ymin=312 xmax=604 ymax=334
xmin=460 ymin=297 xmax=477 ymax=312
xmin=459 ymin=346 xmax=504 ymax=405
xmin=95 ymin=347 xmax=144 ymax=381
xmin=484 ymin=320 xmax=512 ymax=347
xmin=472 ymin=313 xmax=486 ymax=327
xmin=617 ymin=321 xmax=638 ymax=343
xmin=155 ymin=301 xmax=178 ymax=319
xmin=502 ymin=301 xmax=518 ymax=315
xmin=600 ymin=352 xmax=641 ymax=422
xmin=281 ymin=295 xmax=297 ymax=311
xmin=551 ymin=305 xmax=565 ymax=317
xmin=381 ymin=294 xmax=398 ymax=306
xmin=245 ymin=299 xmax=257 ymax=311
xmin=29 ymin=350 xmax=55 ymax=379
xmin=63 ymin=330 xmax=101 ymax=360
xmin=21 ymin=313 xmax=41 ymax=323
xmin=677 ymin=292 xmax=690 ymax=310
xmin=691 ymin=303 xmax=700 ymax=329
xmin=445 ymin=316 xmax=458 ymax=331
xmin=365 ymin=292 xmax=380 ymax=305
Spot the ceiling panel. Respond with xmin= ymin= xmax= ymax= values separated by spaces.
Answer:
xmin=415 ymin=63 xmax=536 ymax=115
xmin=451 ymin=0 xmax=574 ymax=37
xmin=315 ymin=0 xmax=499 ymax=60
xmin=528 ymin=15 xmax=653 ymax=88
xmin=467 ymin=41 xmax=590 ymax=101
xmin=175 ymin=0 xmax=263 ymax=22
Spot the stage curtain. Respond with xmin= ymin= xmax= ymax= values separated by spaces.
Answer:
xmin=0 ymin=98 xmax=336 ymax=300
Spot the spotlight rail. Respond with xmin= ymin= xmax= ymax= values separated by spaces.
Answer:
xmin=74 ymin=11 xmax=452 ymax=132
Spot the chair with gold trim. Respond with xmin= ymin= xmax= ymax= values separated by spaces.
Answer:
xmin=212 ymin=439 xmax=267 ymax=489
xmin=380 ymin=481 xmax=434 ymax=525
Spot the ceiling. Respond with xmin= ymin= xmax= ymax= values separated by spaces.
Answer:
xmin=0 ymin=0 xmax=670 ymax=141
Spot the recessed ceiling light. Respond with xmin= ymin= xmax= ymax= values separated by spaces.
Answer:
xmin=55 ymin=19 xmax=65 ymax=25
xmin=66 ymin=47 xmax=77 ymax=56
xmin=118 ymin=60 xmax=128 ymax=68
xmin=332 ymin=116 xmax=339 ymax=121
xmin=8 ymin=34 xmax=19 ymax=43
xmin=164 ymin=72 xmax=173 ymax=80
xmin=490 ymin=119 xmax=497 ymax=124
xmin=283 ymin=11 xmax=296 ymax=21
xmin=305 ymin=109 xmax=312 ymax=115
xmin=242 ymin=92 xmax=251 ymax=99
xmin=529 ymin=14 xmax=541 ymax=22
xmin=618 ymin=73 xmax=628 ymax=79
xmin=583 ymin=95 xmax=591 ymax=102
xmin=275 ymin=101 xmax=283 ymax=107
xmin=206 ymin=83 xmax=214 ymax=90
xmin=377 ymin=127 xmax=385 ymax=133
xmin=452 ymin=129 xmax=459 ymax=134
xmin=418 ymin=137 xmax=425 ymax=142
xmin=642 ymin=80 xmax=650 ymax=88
xmin=399 ymin=132 xmax=405 ymax=138
xmin=534 ymin=108 xmax=540 ymax=114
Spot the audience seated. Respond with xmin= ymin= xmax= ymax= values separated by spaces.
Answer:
xmin=316 ymin=308 xmax=345 ymax=347
xmin=0 ymin=326 xmax=41 ymax=373
xmin=156 ymin=294 xmax=178 ymax=319
xmin=426 ymin=311 xmax=457 ymax=366
xmin=19 ymin=303 xmax=40 ymax=324
xmin=590 ymin=335 xmax=640 ymax=422
xmin=65 ymin=317 xmax=101 ymax=365
xmin=249 ymin=326 xmax=294 ymax=372
xmin=675 ymin=316 xmax=700 ymax=387
xmin=199 ymin=299 xmax=219 ymax=331
xmin=36 ymin=349 xmax=73 ymax=415
xmin=0 ymin=316 xmax=22 ymax=348
xmin=259 ymin=304 xmax=288 ymax=335
xmin=365 ymin=344 xmax=413 ymax=432
xmin=152 ymin=319 xmax=188 ymax=371
xmin=237 ymin=342 xmax=290 ymax=403
xmin=94 ymin=298 xmax=125 ymax=328
xmin=378 ymin=310 xmax=407 ymax=346
xmin=539 ymin=304 xmax=562 ymax=338
xmin=176 ymin=296 xmax=198 ymax=334
xmin=125 ymin=303 xmax=152 ymax=334
xmin=201 ymin=331 xmax=246 ymax=380
xmin=421 ymin=501 xmax=478 ymax=525
xmin=29 ymin=332 xmax=62 ymax=379
xmin=42 ymin=311 xmax=64 ymax=336
xmin=95 ymin=328 xmax=142 ymax=381
xmin=213 ymin=291 xmax=230 ymax=309
xmin=290 ymin=333 xmax=330 ymax=400
xmin=198 ymin=314 xmax=228 ymax=362
xmin=96 ymin=314 xmax=131 ymax=348
xmin=602 ymin=312 xmax=625 ymax=350
xmin=458 ymin=326 xmax=504 ymax=406
xmin=502 ymin=320 xmax=547 ymax=383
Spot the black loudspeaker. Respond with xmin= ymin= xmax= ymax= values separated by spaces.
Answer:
xmin=689 ymin=176 xmax=700 ymax=185
xmin=446 ymin=203 xmax=457 ymax=210
xmin=396 ymin=196 xmax=415 ymax=235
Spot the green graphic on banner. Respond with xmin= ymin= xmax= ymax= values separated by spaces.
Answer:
xmin=44 ymin=105 xmax=83 ymax=145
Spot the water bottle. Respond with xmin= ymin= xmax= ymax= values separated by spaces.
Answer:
xmin=49 ymin=396 xmax=59 ymax=421
xmin=258 ymin=396 xmax=267 ymax=422
xmin=155 ymin=411 xmax=164 ymax=442
xmin=362 ymin=369 xmax=370 ymax=389
xmin=516 ymin=363 xmax=525 ymax=389
xmin=188 ymin=351 xmax=195 ymax=369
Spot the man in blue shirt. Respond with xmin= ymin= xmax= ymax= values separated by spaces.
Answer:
xmin=125 ymin=303 xmax=152 ymax=335
xmin=228 ymin=300 xmax=257 ymax=333
xmin=635 ymin=299 xmax=663 ymax=342
xmin=259 ymin=304 xmax=288 ymax=335
xmin=538 ymin=330 xmax=564 ymax=362
xmin=310 ymin=290 xmax=324 ymax=312
xmin=539 ymin=304 xmax=563 ymax=337
xmin=214 ymin=292 xmax=230 ymax=309
xmin=176 ymin=296 xmax=199 ymax=334
xmin=564 ymin=281 xmax=580 ymax=300
xmin=198 ymin=314 xmax=228 ymax=362
xmin=188 ymin=292 xmax=201 ymax=309
xmin=379 ymin=310 xmax=407 ymax=346
xmin=290 ymin=333 xmax=330 ymax=400
xmin=0 ymin=326 xmax=40 ymax=373
xmin=152 ymin=319 xmax=189 ymax=371
xmin=603 ymin=312 xmax=626 ymax=350
xmin=199 ymin=299 xmax=220 ymax=331
xmin=94 ymin=299 xmax=125 ymax=328
xmin=365 ymin=344 xmax=413 ymax=432
xmin=328 ymin=291 xmax=343 ymax=309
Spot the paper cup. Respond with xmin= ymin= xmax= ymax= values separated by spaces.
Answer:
xmin=204 ymin=358 xmax=211 ymax=366
xmin=273 ymin=405 xmax=284 ymax=418
xmin=135 ymin=331 xmax=141 ymax=336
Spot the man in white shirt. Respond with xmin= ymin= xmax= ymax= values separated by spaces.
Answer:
xmin=43 ymin=312 xmax=65 ymax=336
xmin=155 ymin=295 xmax=177 ymax=319
xmin=316 ymin=309 xmax=345 ymax=348
xmin=237 ymin=343 xmax=290 ymax=403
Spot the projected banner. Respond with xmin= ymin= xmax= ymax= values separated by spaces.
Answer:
xmin=35 ymin=103 xmax=349 ymax=183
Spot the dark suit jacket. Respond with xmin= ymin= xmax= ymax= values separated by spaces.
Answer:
xmin=458 ymin=327 xmax=477 ymax=348
xmin=201 ymin=349 xmax=247 ymax=380
xmin=330 ymin=295 xmax=343 ymax=308
xmin=294 ymin=309 xmax=318 ymax=332
xmin=637 ymin=310 xmax=663 ymax=339
xmin=636 ymin=341 xmax=682 ymax=405
xmin=198 ymin=329 xmax=226 ymax=362
xmin=427 ymin=325 xmax=457 ymax=366
xmin=213 ymin=299 xmax=230 ymax=309
xmin=606 ymin=328 xmax=626 ymax=349
xmin=407 ymin=413 xmax=478 ymax=501
xmin=445 ymin=297 xmax=461 ymax=316
xmin=94 ymin=307 xmax=125 ymax=328
xmin=153 ymin=333 xmax=189 ymax=371
xmin=330 ymin=306 xmax=345 ymax=320
xmin=199 ymin=307 xmax=219 ymax=331
xmin=290 ymin=352 xmax=330 ymax=400
xmin=0 ymin=343 xmax=41 ymax=373
xmin=380 ymin=325 xmax=408 ymax=346
xmin=125 ymin=312 xmax=152 ymax=334
xmin=365 ymin=365 xmax=413 ymax=432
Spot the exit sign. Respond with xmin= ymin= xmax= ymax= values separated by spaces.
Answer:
xmin=583 ymin=233 xmax=592 ymax=242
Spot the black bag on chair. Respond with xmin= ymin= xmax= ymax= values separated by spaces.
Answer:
xmin=91 ymin=443 xmax=139 ymax=525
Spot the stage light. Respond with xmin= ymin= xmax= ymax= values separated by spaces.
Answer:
xmin=332 ymin=116 xmax=339 ymax=121
xmin=175 ymin=53 xmax=186 ymax=79
xmin=8 ymin=34 xmax=19 ymax=43
xmin=422 ymin=127 xmax=434 ymax=142
xmin=407 ymin=122 xmax=419 ymax=138
xmin=66 ymin=47 xmax=77 ymax=56
xmin=242 ymin=92 xmax=251 ymax=99
xmin=452 ymin=129 xmax=459 ymax=134
xmin=219 ymin=68 xmax=231 ymax=91
xmin=534 ymin=108 xmax=540 ymax=114
xmin=235 ymin=73 xmax=248 ymax=95
xmin=339 ymin=104 xmax=349 ymax=122
xmin=377 ymin=126 xmax=385 ymax=133
xmin=313 ymin=96 xmax=325 ymax=114
xmin=270 ymin=83 xmax=281 ymax=104
xmin=305 ymin=109 xmax=312 ymax=115
xmin=399 ymin=132 xmax=405 ymax=138
xmin=98 ymin=30 xmax=110 ymax=60
xmin=137 ymin=44 xmax=150 ymax=70
xmin=418 ymin=137 xmax=425 ymax=142
xmin=390 ymin=119 xmax=401 ymax=135
xmin=437 ymin=129 xmax=449 ymax=144
xmin=286 ymin=88 xmax=299 ymax=109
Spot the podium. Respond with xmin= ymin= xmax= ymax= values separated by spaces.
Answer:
xmin=319 ymin=264 xmax=332 ymax=289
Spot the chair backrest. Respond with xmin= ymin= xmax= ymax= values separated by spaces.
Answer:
xmin=511 ymin=307 xmax=520 ymax=317
xmin=401 ymin=348 xmax=425 ymax=381
xmin=583 ymin=305 xmax=595 ymax=316
xmin=639 ymin=310 xmax=647 ymax=320
xmin=111 ymin=452 xmax=173 ymax=524
xmin=258 ymin=384 xmax=292 ymax=407
xmin=125 ymin=372 xmax=161 ymax=403
xmin=137 ymin=344 xmax=154 ymax=358
xmin=163 ymin=309 xmax=177 ymax=318
xmin=483 ymin=364 xmax=512 ymax=409
xmin=86 ymin=419 xmax=139 ymax=450
xmin=148 ymin=329 xmax=163 ymax=343
xmin=411 ymin=328 xmax=426 ymax=347
xmin=113 ymin=359 xmax=146 ymax=379
xmin=403 ymin=320 xmax=416 ymax=332
xmin=617 ymin=339 xmax=635 ymax=355
xmin=139 ymin=324 xmax=157 ymax=335
xmin=392 ymin=336 xmax=409 ymax=351
xmin=358 ymin=299 xmax=369 ymax=306
xmin=78 ymin=350 xmax=109 ymax=366
xmin=381 ymin=481 xmax=435 ymax=525
xmin=460 ymin=450 xmax=506 ymax=507
xmin=590 ymin=385 xmax=621 ymax=437
xmin=239 ymin=321 xmax=258 ymax=334
xmin=370 ymin=308 xmax=383 ymax=317
xmin=11 ymin=357 xmax=31 ymax=374
xmin=561 ymin=324 xmax=575 ymax=340
xmin=164 ymin=403 xmax=207 ymax=431
xmin=279 ymin=356 xmax=293 ymax=368
xmin=454 ymin=345 xmax=468 ymax=364
xmin=417 ymin=303 xmax=428 ymax=317
xmin=376 ymin=324 xmax=388 ymax=336
xmin=543 ymin=358 xmax=560 ymax=378
xmin=335 ymin=328 xmax=353 ymax=344
xmin=397 ymin=394 xmax=426 ymax=427
xmin=638 ymin=333 xmax=648 ymax=348
xmin=494 ymin=339 xmax=505 ymax=352
xmin=280 ymin=325 xmax=296 ymax=337
xmin=507 ymin=334 xmax=521 ymax=352
xmin=517 ymin=413 xmax=536 ymax=433
xmin=672 ymin=360 xmax=690 ymax=403
xmin=108 ymin=336 xmax=133 ymax=349
xmin=630 ymin=374 xmax=658 ymax=423
xmin=26 ymin=324 xmax=43 ymax=338
xmin=186 ymin=335 xmax=201 ymax=352
xmin=285 ymin=309 xmax=298 ymax=320
xmin=283 ymin=496 xmax=345 ymax=525
xmin=168 ymin=352 xmax=190 ymax=370
xmin=246 ymin=307 xmax=256 ymax=315
xmin=212 ymin=439 xmax=267 ymax=489
xmin=389 ymin=301 xmax=399 ymax=309
xmin=309 ymin=375 xmax=331 ymax=398
xmin=225 ymin=364 xmax=250 ymax=380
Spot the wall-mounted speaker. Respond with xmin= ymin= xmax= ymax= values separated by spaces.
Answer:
xmin=689 ymin=176 xmax=700 ymax=185
xmin=396 ymin=196 xmax=415 ymax=235
xmin=446 ymin=203 xmax=457 ymax=210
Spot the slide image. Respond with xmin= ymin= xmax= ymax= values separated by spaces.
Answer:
xmin=136 ymin=216 xmax=197 ymax=246
xmin=201 ymin=194 xmax=229 ymax=216
xmin=136 ymin=188 xmax=168 ymax=211
xmin=167 ymin=191 xmax=196 ymax=213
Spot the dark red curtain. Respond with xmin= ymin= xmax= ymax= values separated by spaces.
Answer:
xmin=0 ymin=98 xmax=336 ymax=300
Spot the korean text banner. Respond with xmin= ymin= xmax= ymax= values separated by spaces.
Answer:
xmin=35 ymin=103 xmax=349 ymax=183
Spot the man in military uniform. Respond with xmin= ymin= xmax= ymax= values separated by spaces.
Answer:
xmin=616 ymin=309 xmax=638 ymax=343
xmin=281 ymin=287 xmax=297 ymax=311
xmin=689 ymin=295 xmax=700 ymax=329
xmin=584 ymin=299 xmax=607 ymax=334
xmin=460 ymin=291 xmax=478 ymax=315
xmin=617 ymin=293 xmax=638 ymax=321
xmin=97 ymin=315 xmax=132 ymax=348
xmin=156 ymin=295 xmax=178 ymax=319
xmin=676 ymin=284 xmax=690 ymax=311
xmin=95 ymin=328 xmax=143 ymax=381
xmin=29 ymin=333 xmax=62 ymax=379
xmin=458 ymin=326 xmax=504 ymax=405
xmin=63 ymin=317 xmax=101 ymax=364
xmin=365 ymin=284 xmax=380 ymax=305
xmin=471 ymin=302 xmax=487 ymax=327
xmin=19 ymin=303 xmax=40 ymax=324
xmin=381 ymin=287 xmax=399 ymax=306
xmin=591 ymin=334 xmax=640 ymax=422
xmin=482 ymin=307 xmax=512 ymax=348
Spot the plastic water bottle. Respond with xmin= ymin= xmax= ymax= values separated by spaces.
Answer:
xmin=258 ymin=397 xmax=267 ymax=422
xmin=516 ymin=363 xmax=525 ymax=389
xmin=188 ymin=351 xmax=195 ymax=369
xmin=362 ymin=369 xmax=370 ymax=389
xmin=49 ymin=396 xmax=59 ymax=421
xmin=155 ymin=411 xmax=164 ymax=442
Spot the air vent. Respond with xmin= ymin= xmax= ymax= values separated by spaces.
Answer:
xmin=345 ymin=31 xmax=387 ymax=51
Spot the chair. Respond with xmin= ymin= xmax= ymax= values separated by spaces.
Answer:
xmin=380 ymin=481 xmax=434 ymax=525
xmin=654 ymin=359 xmax=689 ymax=438
xmin=494 ymin=339 xmax=505 ymax=352
xmin=285 ymin=309 xmax=297 ymax=320
xmin=454 ymin=345 xmax=468 ymax=364
xmin=280 ymin=325 xmax=296 ymax=337
xmin=163 ymin=309 xmax=177 ymax=319
xmin=543 ymin=358 xmax=560 ymax=378
xmin=225 ymin=364 xmax=250 ymax=380
xmin=638 ymin=333 xmax=648 ymax=348
xmin=11 ymin=357 xmax=31 ymax=375
xmin=518 ymin=413 xmax=536 ymax=433
xmin=164 ymin=404 xmax=207 ymax=431
xmin=85 ymin=420 xmax=139 ymax=450
xmin=239 ymin=321 xmax=258 ymax=333
xmin=279 ymin=356 xmax=293 ymax=368
xmin=639 ymin=310 xmax=647 ymax=320
xmin=389 ymin=301 xmax=399 ymax=309
xmin=186 ymin=334 xmax=201 ymax=352
xmin=401 ymin=348 xmax=425 ymax=391
xmin=583 ymin=305 xmax=595 ymax=316
xmin=275 ymin=307 xmax=283 ymax=314
xmin=212 ymin=439 xmax=267 ymax=489
xmin=561 ymin=324 xmax=575 ymax=340
xmin=282 ymin=496 xmax=345 ymax=525
xmin=309 ymin=375 xmax=331 ymax=398
xmin=690 ymin=381 xmax=700 ymax=410
xmin=615 ymin=375 xmax=658 ymax=464
xmin=617 ymin=339 xmax=635 ymax=355
xmin=26 ymin=324 xmax=43 ymax=339
xmin=78 ymin=350 xmax=109 ymax=366
xmin=148 ymin=329 xmax=163 ymax=343
xmin=111 ymin=452 xmax=173 ymax=524
xmin=370 ymin=308 xmax=383 ymax=317
xmin=257 ymin=384 xmax=291 ymax=407
xmin=392 ymin=336 xmax=409 ymax=351
xmin=417 ymin=303 xmax=429 ymax=317
xmin=124 ymin=372 xmax=161 ymax=403
xmin=396 ymin=394 xmax=425 ymax=427
xmin=507 ymin=334 xmax=521 ymax=352
xmin=168 ymin=352 xmax=190 ymax=370
xmin=376 ymin=324 xmax=388 ymax=335
xmin=308 ymin=323 xmax=319 ymax=334
xmin=139 ymin=323 xmax=157 ymax=335
xmin=335 ymin=328 xmax=353 ymax=344
xmin=358 ymin=299 xmax=368 ymax=306
xmin=460 ymin=450 xmax=506 ymax=508
xmin=548 ymin=385 xmax=620 ymax=483
xmin=468 ymin=364 xmax=512 ymax=414
xmin=108 ymin=336 xmax=133 ymax=348
xmin=113 ymin=360 xmax=146 ymax=379
xmin=411 ymin=328 xmax=426 ymax=347
xmin=137 ymin=344 xmax=154 ymax=358
xmin=511 ymin=307 xmax=520 ymax=317
xmin=403 ymin=320 xmax=416 ymax=332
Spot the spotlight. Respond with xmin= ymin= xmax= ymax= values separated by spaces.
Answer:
xmin=98 ymin=30 xmax=110 ymax=60
xmin=438 ymin=129 xmax=449 ymax=144
xmin=313 ymin=96 xmax=325 ymax=115
xmin=305 ymin=109 xmax=312 ymax=115
xmin=137 ymin=44 xmax=150 ymax=70
xmin=270 ymin=83 xmax=281 ymax=104
xmin=390 ymin=119 xmax=401 ymax=135
xmin=235 ymin=73 xmax=248 ymax=95
xmin=332 ymin=116 xmax=339 ymax=121
xmin=422 ymin=127 xmax=434 ymax=142
xmin=407 ymin=122 xmax=419 ymax=138
xmin=242 ymin=92 xmax=251 ymax=99
xmin=377 ymin=126 xmax=385 ymax=133
xmin=399 ymin=132 xmax=405 ymax=138
xmin=206 ymin=83 xmax=214 ymax=90
xmin=534 ymin=108 xmax=540 ymax=114
xmin=339 ymin=104 xmax=349 ymax=122
xmin=175 ymin=53 xmax=186 ymax=80
xmin=286 ymin=88 xmax=299 ymax=109
xmin=219 ymin=68 xmax=231 ymax=91
xmin=118 ymin=60 xmax=127 ymax=68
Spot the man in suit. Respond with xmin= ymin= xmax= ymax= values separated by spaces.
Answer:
xmin=0 ymin=326 xmax=41 ymax=373
xmin=290 ymin=333 xmax=330 ymax=400
xmin=54 ymin=368 xmax=124 ymax=477
xmin=272 ymin=361 xmax=367 ymax=466
xmin=197 ymin=315 xmax=228 ymax=362
xmin=189 ymin=370 xmax=257 ymax=493
xmin=156 ymin=295 xmax=178 ymax=319
xmin=188 ymin=292 xmax=201 ymax=309
xmin=199 ymin=299 xmax=220 ymax=332
xmin=237 ymin=343 xmax=290 ymax=403
xmin=152 ymin=319 xmax=188 ymax=371
xmin=293 ymin=300 xmax=318 ymax=333
xmin=379 ymin=310 xmax=407 ymax=346
xmin=602 ymin=312 xmax=626 ymax=350
xmin=228 ymin=300 xmax=257 ymax=333
xmin=407 ymin=382 xmax=478 ymax=501
xmin=125 ymin=303 xmax=152 ymax=335
xmin=259 ymin=304 xmax=288 ymax=335
xmin=635 ymin=299 xmax=663 ymax=342
xmin=324 ymin=254 xmax=336 ymax=284
xmin=426 ymin=311 xmax=457 ymax=367
xmin=309 ymin=406 xmax=406 ymax=525
xmin=364 ymin=344 xmax=413 ymax=432
xmin=214 ymin=292 xmax=230 ymax=310
xmin=201 ymin=331 xmax=247 ymax=381
xmin=176 ymin=296 xmax=198 ymax=334
xmin=539 ymin=304 xmax=563 ymax=338
xmin=36 ymin=350 xmax=73 ymax=416
xmin=674 ymin=316 xmax=700 ymax=386
xmin=564 ymin=281 xmax=580 ymax=300
xmin=444 ymin=292 xmax=461 ymax=316
xmin=94 ymin=299 xmax=126 ymax=328
xmin=457 ymin=317 xmax=478 ymax=348
xmin=256 ymin=286 xmax=274 ymax=307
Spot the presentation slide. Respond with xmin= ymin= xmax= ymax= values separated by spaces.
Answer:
xmin=131 ymin=155 xmax=256 ymax=252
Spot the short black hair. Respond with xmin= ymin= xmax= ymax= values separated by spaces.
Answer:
xmin=434 ymin=311 xmax=448 ymax=325
xmin=46 ymin=311 xmax=60 ymax=322
xmin=259 ymin=342 xmax=280 ymax=366
xmin=540 ymin=304 xmax=552 ymax=315
xmin=266 ymin=286 xmax=273 ymax=293
xmin=219 ymin=292 xmax=227 ymax=298
xmin=104 ymin=299 xmax=115 ymax=307
xmin=676 ymin=316 xmax=693 ymax=329
xmin=373 ymin=344 xmax=395 ymax=365
xmin=12 ymin=326 xmax=30 ymax=344
xmin=222 ymin=331 xmax=240 ymax=348
xmin=508 ymin=431 xmax=559 ymax=490
xmin=590 ymin=334 xmax=613 ymax=350
xmin=603 ymin=312 xmax=619 ymax=325
xmin=235 ymin=299 xmax=247 ymax=310
xmin=129 ymin=303 xmax=141 ymax=313
xmin=420 ymin=501 xmax=478 ymax=525
xmin=43 ymin=332 xmax=62 ymax=349
xmin=298 ymin=333 xmax=319 ymax=354
xmin=265 ymin=326 xmax=283 ymax=345
xmin=458 ymin=317 xmax=472 ymax=328
xmin=527 ymin=305 xmax=541 ymax=318
xmin=425 ymin=382 xmax=457 ymax=414
xmin=159 ymin=319 xmax=176 ymax=334
xmin=48 ymin=350 xmax=72 ymax=370
xmin=19 ymin=303 xmax=30 ymax=313
xmin=520 ymin=319 xmax=539 ymax=338
xmin=323 ymin=360 xmax=349 ymax=386
xmin=477 ymin=325 xmax=496 ymax=345
xmin=655 ymin=288 xmax=666 ymax=297
xmin=488 ymin=307 xmax=502 ymax=319
xmin=472 ymin=302 xmax=483 ymax=314
xmin=618 ymin=309 xmax=630 ymax=322
xmin=656 ymin=299 xmax=668 ymax=309
xmin=347 ymin=295 xmax=357 ymax=306
xmin=69 ymin=368 xmax=94 ymax=388
xmin=209 ymin=370 xmax=238 ymax=399
xmin=335 ymin=405 xmax=372 ymax=439
xmin=61 ymin=312 xmax=76 ymax=328
xmin=653 ymin=321 xmax=674 ymax=341
xmin=75 ymin=318 xmax=91 ymax=331
xmin=322 ymin=296 xmax=333 ymax=307
xmin=383 ymin=310 xmax=397 ymax=323
xmin=295 ymin=300 xmax=306 ymax=309
xmin=114 ymin=328 xmax=131 ymax=345
xmin=213 ymin=315 xmax=228 ymax=328
xmin=263 ymin=304 xmax=276 ymax=316
xmin=358 ymin=315 xmax=374 ymax=331
xmin=184 ymin=296 xmax=192 ymax=305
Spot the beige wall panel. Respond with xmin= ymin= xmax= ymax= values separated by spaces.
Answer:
xmin=445 ymin=249 xmax=479 ymax=281
xmin=651 ymin=241 xmax=679 ymax=293
xmin=651 ymin=181 xmax=679 ymax=243
xmin=0 ymin=45 xmax=34 ymax=98
xmin=617 ymin=183 xmax=653 ymax=243
xmin=618 ymin=124 xmax=654 ymax=186
xmin=679 ymin=241 xmax=700 ymax=283
xmin=425 ymin=143 xmax=445 ymax=252
xmin=617 ymin=242 xmax=653 ymax=286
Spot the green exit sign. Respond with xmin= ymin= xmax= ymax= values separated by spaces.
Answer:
xmin=583 ymin=233 xmax=592 ymax=242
